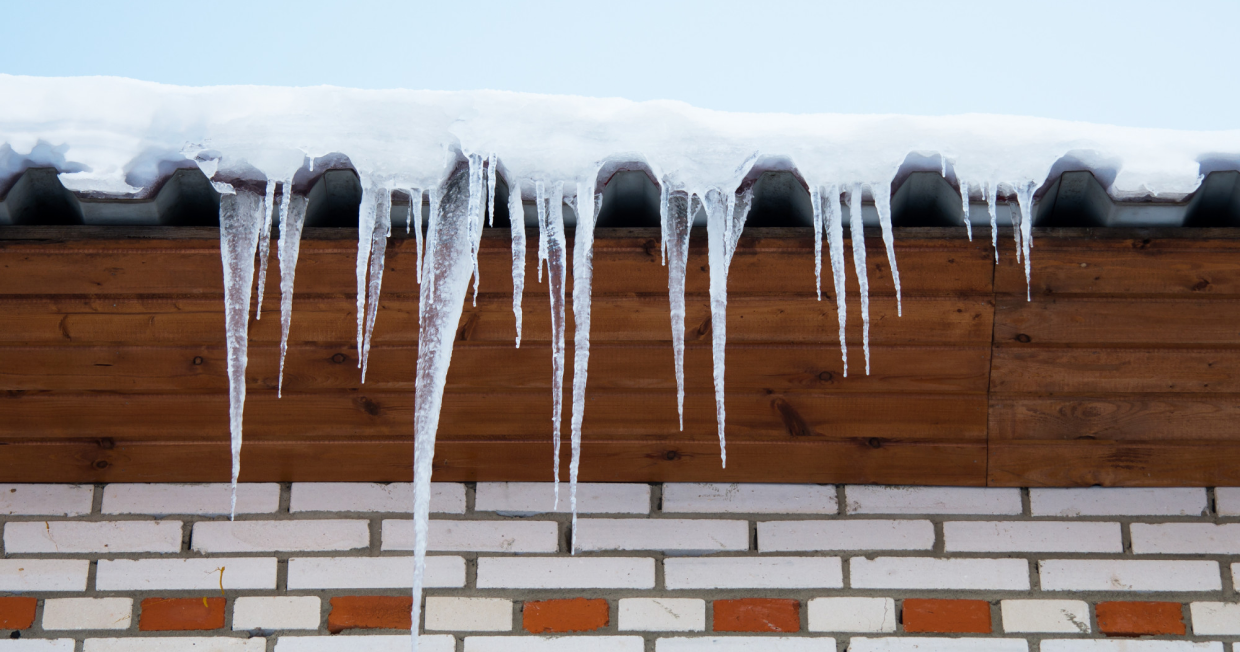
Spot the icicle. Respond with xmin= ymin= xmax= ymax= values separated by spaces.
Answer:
xmin=425 ymin=189 xmax=441 ymax=294
xmin=219 ymin=189 xmax=264 ymax=519
xmin=361 ymin=189 xmax=392 ymax=383
xmin=508 ymin=180 xmax=526 ymax=347
xmin=812 ymin=186 xmax=823 ymax=301
xmin=540 ymin=182 xmax=568 ymax=506
xmin=846 ymin=184 xmax=871 ymax=375
xmin=486 ymin=153 xmax=498 ymax=228
xmin=277 ymin=182 xmax=308 ymax=398
xmin=356 ymin=182 xmax=379 ymax=368
xmin=1015 ymin=180 xmax=1036 ymax=302
xmin=254 ymin=180 xmax=276 ymax=319
xmin=569 ymin=183 xmax=599 ymax=554
xmin=536 ymin=181 xmax=549 ymax=283
xmin=824 ymin=185 xmax=848 ymax=375
xmin=467 ymin=154 xmax=485 ymax=307
xmin=986 ymin=181 xmax=999 ymax=263
xmin=1007 ymin=183 xmax=1024 ymax=266
xmin=872 ymin=181 xmax=901 ymax=317
xmin=665 ymin=191 xmax=693 ymax=430
xmin=409 ymin=165 xmax=480 ymax=652
xmin=410 ymin=188 xmax=424 ymax=283
xmin=704 ymin=187 xmax=753 ymax=469
xmin=659 ymin=182 xmax=670 ymax=266
xmin=960 ymin=179 xmax=973 ymax=241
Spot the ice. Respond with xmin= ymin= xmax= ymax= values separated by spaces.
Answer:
xmin=467 ymin=154 xmax=485 ymax=306
xmin=409 ymin=164 xmax=479 ymax=652
xmin=823 ymin=185 xmax=849 ymax=375
xmin=872 ymin=181 xmax=902 ymax=317
xmin=409 ymin=188 xmax=424 ymax=282
xmin=276 ymin=183 xmax=308 ymax=398
xmin=218 ymin=188 xmax=264 ymax=519
xmin=1015 ymin=180 xmax=1036 ymax=301
xmin=569 ymin=183 xmax=599 ymax=552
xmin=487 ymin=153 xmax=498 ymax=228
xmin=812 ymin=186 xmax=824 ymax=301
xmin=664 ymin=190 xmax=694 ymax=430
xmin=536 ymin=182 xmax=549 ymax=284
xmin=538 ymin=182 xmax=568 ymax=504
xmin=355 ymin=182 xmax=380 ymax=369
xmin=986 ymin=181 xmax=999 ymax=262
xmin=508 ymin=180 xmax=526 ymax=347
xmin=254 ymin=180 xmax=276 ymax=319
xmin=960 ymin=179 xmax=973 ymax=241
xmin=846 ymin=184 xmax=871 ymax=376
xmin=361 ymin=188 xmax=393 ymax=383
xmin=704 ymin=186 xmax=754 ymax=468
xmin=1010 ymin=184 xmax=1024 ymax=266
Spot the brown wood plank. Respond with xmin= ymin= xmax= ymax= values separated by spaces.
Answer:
xmin=989 ymin=395 xmax=1240 ymax=441
xmin=0 ymin=343 xmax=990 ymax=393
xmin=0 ymin=439 xmax=986 ymax=485
xmin=994 ymin=297 xmax=1240 ymax=345
xmin=989 ymin=440 xmax=1240 ymax=487
xmin=991 ymin=348 xmax=1240 ymax=394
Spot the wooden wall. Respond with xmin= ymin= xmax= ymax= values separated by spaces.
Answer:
xmin=0 ymin=227 xmax=1233 ymax=486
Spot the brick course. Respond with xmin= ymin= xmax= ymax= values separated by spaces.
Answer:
xmin=138 ymin=597 xmax=226 ymax=631
xmin=902 ymin=598 xmax=991 ymax=634
xmin=713 ymin=598 xmax=800 ymax=633
xmin=1095 ymin=601 xmax=1185 ymax=636
xmin=523 ymin=597 xmax=609 ymax=633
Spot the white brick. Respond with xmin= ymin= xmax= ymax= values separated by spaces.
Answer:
xmin=85 ymin=639 xmax=266 ymax=652
xmin=42 ymin=598 xmax=132 ymax=630
xmin=1214 ymin=488 xmax=1240 ymax=516
xmin=289 ymin=482 xmax=465 ymax=514
xmin=5 ymin=520 xmax=182 ymax=553
xmin=662 ymin=483 xmax=837 ymax=513
xmin=425 ymin=597 xmax=512 ymax=631
xmin=382 ymin=519 xmax=558 ymax=553
xmin=851 ymin=557 xmax=1030 ymax=590
xmin=287 ymin=556 xmax=464 ymax=589
xmin=1040 ymin=559 xmax=1221 ymax=592
xmin=232 ymin=596 xmax=321 ymax=631
xmin=0 ymin=485 xmax=92 ymax=516
xmin=1133 ymin=523 xmax=1240 ymax=554
xmin=759 ymin=520 xmax=933 ymax=552
xmin=1001 ymin=599 xmax=1092 ymax=633
xmin=467 ymin=638 xmax=643 ymax=652
xmin=274 ymin=636 xmax=454 ymax=652
xmin=475 ymin=482 xmax=649 ymax=515
xmin=664 ymin=557 xmax=842 ymax=589
xmin=1191 ymin=602 xmax=1240 ymax=635
xmin=1042 ymin=643 xmax=1223 ymax=652
xmin=849 ymin=639 xmax=1028 ymax=652
xmin=476 ymin=557 xmax=654 ymax=589
xmin=192 ymin=519 xmax=369 ymax=552
xmin=619 ymin=598 xmax=705 ymax=631
xmin=575 ymin=518 xmax=747 ymax=554
xmin=945 ymin=521 xmax=1122 ymax=553
xmin=807 ymin=597 xmax=895 ymax=632
xmin=845 ymin=486 xmax=1021 ymax=515
xmin=95 ymin=558 xmax=276 ymax=591
xmin=0 ymin=641 xmax=76 ymax=651
xmin=656 ymin=639 xmax=838 ymax=652
xmin=1030 ymin=488 xmax=1206 ymax=517
xmin=103 ymin=483 xmax=279 ymax=515
xmin=0 ymin=560 xmax=89 ymax=591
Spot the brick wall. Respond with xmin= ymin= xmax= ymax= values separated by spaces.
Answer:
xmin=0 ymin=482 xmax=1237 ymax=651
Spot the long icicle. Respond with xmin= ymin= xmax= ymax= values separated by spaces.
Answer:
xmin=665 ymin=191 xmax=693 ymax=430
xmin=467 ymin=154 xmax=485 ymax=306
xmin=812 ymin=186 xmax=824 ymax=301
xmin=659 ymin=182 xmax=670 ymax=266
xmin=960 ymin=179 xmax=973 ymax=241
xmin=254 ymin=180 xmax=276 ymax=319
xmin=277 ymin=181 xmax=308 ymax=397
xmin=1016 ymin=180 xmax=1036 ymax=301
xmin=409 ymin=162 xmax=481 ymax=652
xmin=824 ymin=185 xmax=848 ymax=375
xmin=361 ymin=188 xmax=392 ymax=383
xmin=872 ymin=180 xmax=902 ymax=317
xmin=219 ymin=188 xmax=264 ymax=519
xmin=705 ymin=187 xmax=752 ymax=468
xmin=409 ymin=188 xmax=424 ymax=282
xmin=1009 ymin=182 xmax=1024 ymax=266
xmin=487 ymin=153 xmax=498 ymax=227
xmin=508 ymin=180 xmax=526 ymax=347
xmin=846 ymin=184 xmax=872 ymax=375
xmin=986 ymin=181 xmax=999 ymax=262
xmin=356 ymin=181 xmax=379 ymax=368
xmin=569 ymin=183 xmax=598 ymax=553
xmin=542 ymin=182 xmax=568 ymax=506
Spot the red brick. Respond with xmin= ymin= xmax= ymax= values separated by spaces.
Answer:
xmin=0 ymin=597 xmax=36 ymax=630
xmin=1097 ymin=601 xmax=1185 ymax=636
xmin=713 ymin=598 xmax=800 ymax=633
xmin=523 ymin=598 xmax=609 ymax=633
xmin=328 ymin=596 xmax=412 ymax=633
xmin=139 ymin=598 xmax=225 ymax=631
xmin=903 ymin=599 xmax=991 ymax=634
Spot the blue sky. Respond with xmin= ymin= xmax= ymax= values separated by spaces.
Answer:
xmin=3 ymin=0 xmax=1235 ymax=130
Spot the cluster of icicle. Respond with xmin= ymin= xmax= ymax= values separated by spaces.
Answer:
xmin=215 ymin=157 xmax=1039 ymax=652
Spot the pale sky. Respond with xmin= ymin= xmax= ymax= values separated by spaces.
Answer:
xmin=3 ymin=0 xmax=1235 ymax=130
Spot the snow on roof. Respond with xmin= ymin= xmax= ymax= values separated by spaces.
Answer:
xmin=1 ymin=75 xmax=1236 ymax=200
